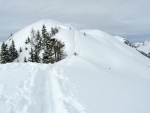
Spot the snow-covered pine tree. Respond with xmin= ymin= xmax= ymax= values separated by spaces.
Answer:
xmin=20 ymin=47 xmax=22 ymax=52
xmin=9 ymin=40 xmax=18 ymax=62
xmin=43 ymin=32 xmax=59 ymax=63
xmin=28 ymin=48 xmax=40 ymax=63
xmin=41 ymin=25 xmax=48 ymax=46
xmin=29 ymin=48 xmax=34 ymax=62
xmin=51 ymin=27 xmax=55 ymax=36
xmin=0 ymin=43 xmax=9 ymax=63
xmin=54 ymin=40 xmax=66 ymax=62
xmin=51 ymin=27 xmax=59 ymax=36
xmin=58 ymin=41 xmax=66 ymax=61
xmin=24 ymin=57 xmax=27 ymax=62
xmin=35 ymin=30 xmax=42 ymax=51
xmin=25 ymin=39 xmax=28 ymax=44
xmin=42 ymin=38 xmax=55 ymax=64
xmin=42 ymin=48 xmax=54 ymax=64
xmin=27 ymin=37 xmax=30 ymax=43
xmin=30 ymin=28 xmax=36 ymax=46
xmin=34 ymin=50 xmax=40 ymax=63
xmin=25 ymin=37 xmax=30 ymax=44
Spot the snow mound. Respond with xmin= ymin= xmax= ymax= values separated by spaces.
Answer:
xmin=0 ymin=19 xmax=150 ymax=113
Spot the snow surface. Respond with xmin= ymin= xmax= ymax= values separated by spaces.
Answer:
xmin=0 ymin=19 xmax=150 ymax=113
xmin=114 ymin=36 xmax=126 ymax=42
xmin=0 ymin=42 xmax=1 ymax=51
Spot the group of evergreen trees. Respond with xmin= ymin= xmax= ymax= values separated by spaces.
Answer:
xmin=0 ymin=25 xmax=66 ymax=64
xmin=27 ymin=25 xmax=66 ymax=64
xmin=0 ymin=40 xmax=18 ymax=63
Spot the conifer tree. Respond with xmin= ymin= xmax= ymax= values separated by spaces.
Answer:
xmin=58 ymin=41 xmax=66 ymax=61
xmin=35 ymin=30 xmax=42 ymax=51
xmin=25 ymin=37 xmax=30 ymax=44
xmin=51 ymin=27 xmax=55 ymax=36
xmin=24 ymin=57 xmax=27 ymax=62
xmin=9 ymin=40 xmax=18 ymax=62
xmin=29 ymin=48 xmax=40 ymax=63
xmin=30 ymin=28 xmax=36 ymax=45
xmin=42 ymin=39 xmax=55 ymax=64
xmin=27 ymin=37 xmax=30 ymax=43
xmin=54 ymin=41 xmax=66 ymax=62
xmin=42 ymin=48 xmax=54 ymax=64
xmin=34 ymin=50 xmax=40 ymax=63
xmin=42 ymin=36 xmax=56 ymax=64
xmin=42 ymin=25 xmax=47 ymax=38
xmin=29 ymin=48 xmax=34 ymax=62
xmin=20 ymin=47 xmax=22 ymax=52
xmin=41 ymin=25 xmax=49 ymax=47
xmin=25 ymin=39 xmax=28 ymax=44
xmin=0 ymin=42 xmax=9 ymax=63
xmin=51 ymin=27 xmax=59 ymax=36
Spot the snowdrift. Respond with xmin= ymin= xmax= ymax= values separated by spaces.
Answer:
xmin=0 ymin=19 xmax=150 ymax=113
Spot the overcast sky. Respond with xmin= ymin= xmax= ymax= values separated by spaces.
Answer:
xmin=0 ymin=0 xmax=150 ymax=42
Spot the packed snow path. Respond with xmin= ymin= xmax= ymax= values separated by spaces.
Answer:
xmin=0 ymin=62 xmax=85 ymax=113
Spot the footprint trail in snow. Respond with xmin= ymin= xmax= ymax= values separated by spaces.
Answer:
xmin=0 ymin=62 xmax=85 ymax=113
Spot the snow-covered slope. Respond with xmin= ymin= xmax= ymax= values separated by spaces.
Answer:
xmin=134 ymin=40 xmax=150 ymax=54
xmin=0 ymin=42 xmax=1 ymax=51
xmin=0 ymin=19 xmax=150 ymax=113
xmin=114 ymin=36 xmax=132 ymax=46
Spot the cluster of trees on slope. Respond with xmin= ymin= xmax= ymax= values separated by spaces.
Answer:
xmin=0 ymin=41 xmax=18 ymax=63
xmin=0 ymin=25 xmax=66 ymax=64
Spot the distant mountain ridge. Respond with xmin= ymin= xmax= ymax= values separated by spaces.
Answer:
xmin=133 ymin=40 xmax=150 ymax=58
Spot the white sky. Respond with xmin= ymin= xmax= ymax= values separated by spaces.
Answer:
xmin=0 ymin=0 xmax=150 ymax=42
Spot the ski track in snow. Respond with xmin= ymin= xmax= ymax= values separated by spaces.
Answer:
xmin=49 ymin=58 xmax=85 ymax=113
xmin=0 ymin=27 xmax=86 ymax=113
xmin=0 ymin=60 xmax=85 ymax=113
xmin=74 ymin=30 xmax=82 ymax=56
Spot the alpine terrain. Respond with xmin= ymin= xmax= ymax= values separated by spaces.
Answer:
xmin=0 ymin=19 xmax=150 ymax=113
xmin=133 ymin=40 xmax=150 ymax=58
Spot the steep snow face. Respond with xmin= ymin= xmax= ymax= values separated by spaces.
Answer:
xmin=0 ymin=20 xmax=150 ymax=113
xmin=134 ymin=40 xmax=150 ymax=54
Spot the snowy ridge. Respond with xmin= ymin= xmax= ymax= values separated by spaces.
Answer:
xmin=0 ymin=19 xmax=150 ymax=113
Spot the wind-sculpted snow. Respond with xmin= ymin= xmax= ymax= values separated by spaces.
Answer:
xmin=0 ymin=19 xmax=150 ymax=113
